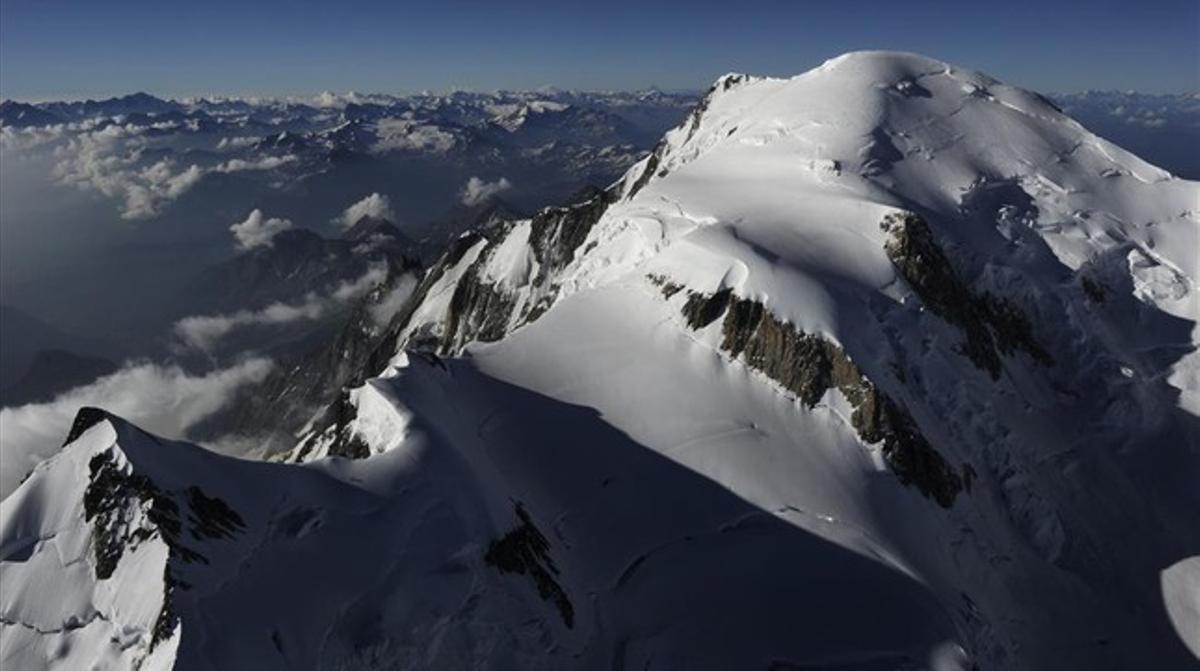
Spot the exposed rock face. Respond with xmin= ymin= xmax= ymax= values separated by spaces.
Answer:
xmin=186 ymin=487 xmax=246 ymax=541
xmin=679 ymin=289 xmax=964 ymax=508
xmin=881 ymin=212 xmax=1052 ymax=378
xmin=288 ymin=183 xmax=624 ymax=456
xmin=65 ymin=406 xmax=111 ymax=446
xmin=363 ymin=232 xmax=489 ymax=373
xmin=421 ymin=187 xmax=619 ymax=356
xmin=682 ymin=287 xmax=733 ymax=330
xmin=200 ymin=264 xmax=420 ymax=454
xmin=646 ymin=273 xmax=684 ymax=299
xmin=442 ymin=255 xmax=520 ymax=353
xmin=484 ymin=503 xmax=574 ymax=628
xmin=81 ymin=435 xmax=246 ymax=649
xmin=527 ymin=187 xmax=615 ymax=276
xmin=291 ymin=389 xmax=371 ymax=461
xmin=84 ymin=450 xmax=187 ymax=581
xmin=626 ymin=141 xmax=665 ymax=199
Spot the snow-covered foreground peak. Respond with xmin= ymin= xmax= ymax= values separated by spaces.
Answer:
xmin=4 ymin=52 xmax=1199 ymax=670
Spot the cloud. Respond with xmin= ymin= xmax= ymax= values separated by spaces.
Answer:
xmin=174 ymin=264 xmax=389 ymax=351
xmin=216 ymin=136 xmax=260 ymax=150
xmin=368 ymin=273 xmax=419 ymax=328
xmin=230 ymin=208 xmax=293 ymax=250
xmin=0 ymin=358 xmax=273 ymax=498
xmin=49 ymin=126 xmax=219 ymax=220
xmin=44 ymin=119 xmax=297 ymax=219
xmin=214 ymin=154 xmax=296 ymax=173
xmin=371 ymin=118 xmax=459 ymax=154
xmin=332 ymin=263 xmax=389 ymax=301
xmin=337 ymin=192 xmax=394 ymax=229
xmin=174 ymin=297 xmax=326 ymax=351
xmin=0 ymin=124 xmax=69 ymax=152
xmin=3 ymin=112 xmax=301 ymax=219
xmin=460 ymin=176 xmax=512 ymax=206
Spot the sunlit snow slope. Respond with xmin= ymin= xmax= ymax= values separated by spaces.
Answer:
xmin=3 ymin=51 xmax=1198 ymax=670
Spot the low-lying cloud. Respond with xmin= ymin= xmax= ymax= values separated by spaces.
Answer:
xmin=368 ymin=273 xmax=419 ymax=328
xmin=460 ymin=176 xmax=511 ymax=206
xmin=216 ymin=136 xmax=260 ymax=150
xmin=230 ymin=209 xmax=293 ymax=250
xmin=337 ymin=192 xmax=394 ymax=229
xmin=9 ymin=118 xmax=302 ymax=220
xmin=0 ymin=357 xmax=273 ymax=499
xmin=175 ymin=298 xmax=326 ymax=351
xmin=174 ymin=264 xmax=389 ymax=351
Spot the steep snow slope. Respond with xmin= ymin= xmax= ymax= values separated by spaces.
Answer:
xmin=3 ymin=51 xmax=1198 ymax=670
xmin=303 ymin=51 xmax=1200 ymax=668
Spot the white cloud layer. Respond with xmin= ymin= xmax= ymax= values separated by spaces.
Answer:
xmin=0 ymin=358 xmax=273 ymax=498
xmin=368 ymin=273 xmax=419 ymax=328
xmin=174 ymin=264 xmax=389 ymax=351
xmin=230 ymin=209 xmax=293 ymax=250
xmin=337 ymin=192 xmax=395 ymax=229
xmin=371 ymin=118 xmax=459 ymax=154
xmin=216 ymin=136 xmax=260 ymax=150
xmin=460 ymin=176 xmax=511 ymax=206
xmin=6 ymin=119 xmax=300 ymax=219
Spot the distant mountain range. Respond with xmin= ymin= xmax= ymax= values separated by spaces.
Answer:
xmin=1052 ymin=91 xmax=1200 ymax=179
xmin=3 ymin=87 xmax=1195 ymax=180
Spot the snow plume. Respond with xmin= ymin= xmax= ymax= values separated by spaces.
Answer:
xmin=174 ymin=264 xmax=389 ymax=351
xmin=460 ymin=176 xmax=511 ymax=206
xmin=337 ymin=192 xmax=394 ymax=229
xmin=230 ymin=208 xmax=293 ymax=250
xmin=0 ymin=357 xmax=273 ymax=498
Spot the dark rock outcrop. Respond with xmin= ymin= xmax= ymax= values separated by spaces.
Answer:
xmin=528 ymin=186 xmax=616 ymax=277
xmin=186 ymin=487 xmax=246 ymax=541
xmin=881 ymin=212 xmax=1052 ymax=378
xmin=485 ymin=503 xmax=574 ymax=628
xmin=81 ymin=443 xmax=245 ymax=649
xmin=678 ymin=289 xmax=964 ymax=507
xmin=292 ymin=389 xmax=371 ymax=461
xmin=200 ymin=263 xmax=421 ymax=455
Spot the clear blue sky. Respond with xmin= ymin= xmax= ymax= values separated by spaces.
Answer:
xmin=1 ymin=0 xmax=1196 ymax=100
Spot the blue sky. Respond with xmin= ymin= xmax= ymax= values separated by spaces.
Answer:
xmin=1 ymin=0 xmax=1196 ymax=99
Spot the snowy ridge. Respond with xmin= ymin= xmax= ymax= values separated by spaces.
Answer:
xmin=3 ymin=51 xmax=1199 ymax=670
xmin=301 ymin=50 xmax=1200 ymax=668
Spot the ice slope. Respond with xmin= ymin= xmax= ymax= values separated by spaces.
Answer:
xmin=3 ymin=51 xmax=1199 ymax=670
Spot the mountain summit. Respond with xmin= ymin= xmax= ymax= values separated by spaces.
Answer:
xmin=3 ymin=51 xmax=1198 ymax=670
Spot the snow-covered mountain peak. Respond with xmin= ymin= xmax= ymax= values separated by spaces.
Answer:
xmin=3 ymin=52 xmax=1198 ymax=670
xmin=278 ymin=52 xmax=1199 ymax=667
xmin=0 ymin=408 xmax=242 ymax=669
xmin=609 ymin=50 xmax=1195 ymax=312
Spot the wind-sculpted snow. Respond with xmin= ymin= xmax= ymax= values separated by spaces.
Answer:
xmin=4 ymin=51 xmax=1199 ymax=670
